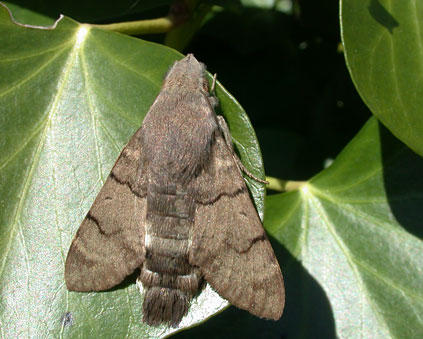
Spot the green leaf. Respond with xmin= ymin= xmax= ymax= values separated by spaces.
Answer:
xmin=0 ymin=4 xmax=265 ymax=338
xmin=265 ymin=117 xmax=423 ymax=338
xmin=3 ymin=1 xmax=55 ymax=26
xmin=341 ymin=0 xmax=423 ymax=155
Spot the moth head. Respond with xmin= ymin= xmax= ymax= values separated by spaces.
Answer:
xmin=163 ymin=54 xmax=209 ymax=92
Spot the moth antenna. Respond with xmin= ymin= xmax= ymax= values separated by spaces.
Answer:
xmin=216 ymin=115 xmax=268 ymax=185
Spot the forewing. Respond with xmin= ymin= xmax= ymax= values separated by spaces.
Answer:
xmin=65 ymin=127 xmax=147 ymax=292
xmin=189 ymin=133 xmax=285 ymax=320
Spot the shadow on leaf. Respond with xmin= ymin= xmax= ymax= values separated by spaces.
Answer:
xmin=380 ymin=123 xmax=423 ymax=239
xmin=171 ymin=235 xmax=336 ymax=339
xmin=368 ymin=0 xmax=399 ymax=34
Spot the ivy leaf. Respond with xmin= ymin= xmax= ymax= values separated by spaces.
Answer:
xmin=341 ymin=0 xmax=423 ymax=155
xmin=265 ymin=117 xmax=423 ymax=338
xmin=0 ymin=4 xmax=265 ymax=338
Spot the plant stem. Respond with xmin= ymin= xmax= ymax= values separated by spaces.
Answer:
xmin=90 ymin=17 xmax=175 ymax=35
xmin=266 ymin=177 xmax=306 ymax=192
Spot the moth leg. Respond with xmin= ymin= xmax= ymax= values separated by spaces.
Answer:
xmin=211 ymin=73 xmax=217 ymax=93
xmin=216 ymin=115 xmax=268 ymax=184
xmin=208 ymin=73 xmax=219 ymax=108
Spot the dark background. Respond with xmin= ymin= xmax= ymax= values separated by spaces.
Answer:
xmin=189 ymin=2 xmax=371 ymax=182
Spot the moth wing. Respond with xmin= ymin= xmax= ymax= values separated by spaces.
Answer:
xmin=65 ymin=127 xmax=147 ymax=291
xmin=189 ymin=133 xmax=285 ymax=320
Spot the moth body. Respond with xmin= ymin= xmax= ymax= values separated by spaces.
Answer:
xmin=139 ymin=56 xmax=216 ymax=325
xmin=65 ymin=54 xmax=285 ymax=328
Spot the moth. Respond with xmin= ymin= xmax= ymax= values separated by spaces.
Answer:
xmin=65 ymin=54 xmax=285 ymax=327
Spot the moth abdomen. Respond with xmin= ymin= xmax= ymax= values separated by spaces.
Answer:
xmin=140 ymin=269 xmax=200 ymax=292
xmin=140 ymin=189 xmax=201 ymax=326
xmin=142 ymin=286 xmax=190 ymax=327
xmin=140 ymin=251 xmax=201 ymax=326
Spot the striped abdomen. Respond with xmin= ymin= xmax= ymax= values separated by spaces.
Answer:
xmin=139 ymin=185 xmax=201 ymax=327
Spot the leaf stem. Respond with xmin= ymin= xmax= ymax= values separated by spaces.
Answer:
xmin=266 ymin=177 xmax=306 ymax=192
xmin=88 ymin=0 xmax=193 ymax=36
xmin=90 ymin=17 xmax=175 ymax=35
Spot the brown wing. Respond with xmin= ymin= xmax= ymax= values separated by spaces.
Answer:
xmin=189 ymin=133 xmax=285 ymax=320
xmin=65 ymin=127 xmax=147 ymax=292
